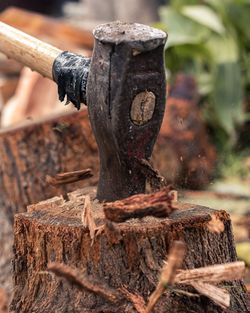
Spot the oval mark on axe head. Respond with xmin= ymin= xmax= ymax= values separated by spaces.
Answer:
xmin=130 ymin=91 xmax=156 ymax=126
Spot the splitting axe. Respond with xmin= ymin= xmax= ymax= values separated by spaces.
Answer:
xmin=0 ymin=21 xmax=167 ymax=201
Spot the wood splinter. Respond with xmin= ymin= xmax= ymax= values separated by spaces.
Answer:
xmin=81 ymin=195 xmax=97 ymax=242
xmin=48 ymin=263 xmax=146 ymax=312
xmin=135 ymin=158 xmax=166 ymax=191
xmin=175 ymin=261 xmax=246 ymax=284
xmin=47 ymin=263 xmax=122 ymax=304
xmin=46 ymin=169 xmax=93 ymax=201
xmin=145 ymin=241 xmax=186 ymax=313
xmin=45 ymin=168 xmax=93 ymax=186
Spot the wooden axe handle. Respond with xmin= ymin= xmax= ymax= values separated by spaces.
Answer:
xmin=0 ymin=21 xmax=62 ymax=79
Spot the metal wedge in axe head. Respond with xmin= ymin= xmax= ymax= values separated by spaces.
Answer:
xmin=0 ymin=21 xmax=167 ymax=202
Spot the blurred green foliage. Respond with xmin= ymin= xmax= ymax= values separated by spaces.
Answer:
xmin=156 ymin=0 xmax=250 ymax=153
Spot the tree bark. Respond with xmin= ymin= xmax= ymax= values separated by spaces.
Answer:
xmin=11 ymin=188 xmax=250 ymax=313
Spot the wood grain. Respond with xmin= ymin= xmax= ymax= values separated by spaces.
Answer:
xmin=0 ymin=21 xmax=61 ymax=79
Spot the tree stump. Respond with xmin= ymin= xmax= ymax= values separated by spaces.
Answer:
xmin=11 ymin=188 xmax=250 ymax=313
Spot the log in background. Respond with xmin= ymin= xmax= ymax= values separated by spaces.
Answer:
xmin=0 ymin=109 xmax=98 ymax=222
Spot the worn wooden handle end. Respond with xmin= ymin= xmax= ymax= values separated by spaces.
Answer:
xmin=0 ymin=21 xmax=62 ymax=79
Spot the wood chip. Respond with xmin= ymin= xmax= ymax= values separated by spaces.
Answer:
xmin=104 ymin=187 xmax=175 ymax=223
